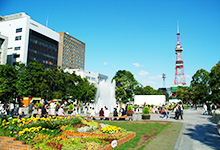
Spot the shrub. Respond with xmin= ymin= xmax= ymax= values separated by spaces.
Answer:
xmin=127 ymin=105 xmax=133 ymax=111
xmin=35 ymin=103 xmax=43 ymax=108
xmin=69 ymin=104 xmax=74 ymax=110
xmin=56 ymin=102 xmax=60 ymax=106
xmin=150 ymin=104 xmax=154 ymax=108
xmin=78 ymin=103 xmax=82 ymax=107
xmin=142 ymin=106 xmax=150 ymax=116
xmin=134 ymin=104 xmax=138 ymax=107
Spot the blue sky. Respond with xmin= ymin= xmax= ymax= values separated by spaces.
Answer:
xmin=1 ymin=0 xmax=220 ymax=89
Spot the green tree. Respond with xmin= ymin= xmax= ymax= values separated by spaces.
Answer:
xmin=0 ymin=64 xmax=17 ymax=102
xmin=176 ymin=86 xmax=190 ymax=103
xmin=190 ymin=69 xmax=210 ymax=103
xmin=15 ymin=63 xmax=34 ymax=97
xmin=27 ymin=60 xmax=46 ymax=97
xmin=112 ymin=70 xmax=139 ymax=103
xmin=209 ymin=61 xmax=220 ymax=103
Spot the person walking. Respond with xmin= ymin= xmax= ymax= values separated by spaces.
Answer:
xmin=207 ymin=104 xmax=211 ymax=115
xmin=203 ymin=103 xmax=208 ymax=115
xmin=8 ymin=101 xmax=14 ymax=119
xmin=28 ymin=100 xmax=34 ymax=118
xmin=163 ymin=106 xmax=169 ymax=119
xmin=177 ymin=104 xmax=183 ymax=120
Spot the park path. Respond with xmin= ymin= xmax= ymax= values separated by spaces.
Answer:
xmin=150 ymin=108 xmax=220 ymax=150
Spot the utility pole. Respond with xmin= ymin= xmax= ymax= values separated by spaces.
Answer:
xmin=162 ymin=73 xmax=166 ymax=88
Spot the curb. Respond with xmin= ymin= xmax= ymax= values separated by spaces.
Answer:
xmin=174 ymin=123 xmax=185 ymax=150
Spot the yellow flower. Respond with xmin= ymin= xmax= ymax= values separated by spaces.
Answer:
xmin=5 ymin=126 xmax=8 ymax=128
xmin=10 ymin=131 xmax=12 ymax=134
xmin=6 ymin=122 xmax=10 ymax=125
xmin=51 ymin=130 xmax=53 ymax=132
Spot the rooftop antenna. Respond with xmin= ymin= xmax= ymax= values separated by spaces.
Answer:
xmin=177 ymin=20 xmax=179 ymax=33
xmin=46 ymin=15 xmax=49 ymax=27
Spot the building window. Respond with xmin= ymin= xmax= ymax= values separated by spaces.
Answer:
xmin=16 ymin=28 xmax=22 ymax=33
xmin=13 ymin=54 xmax=20 ymax=58
xmin=15 ymin=36 xmax=21 ymax=41
xmin=14 ymin=47 xmax=21 ymax=50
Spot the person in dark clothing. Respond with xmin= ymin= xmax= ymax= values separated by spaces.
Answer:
xmin=177 ymin=104 xmax=183 ymax=120
xmin=120 ymin=108 xmax=127 ymax=120
xmin=1 ymin=107 xmax=9 ymax=123
xmin=99 ymin=108 xmax=104 ymax=120
xmin=41 ymin=105 xmax=47 ymax=118
xmin=113 ymin=108 xmax=118 ymax=120
xmin=207 ymin=104 xmax=211 ymax=115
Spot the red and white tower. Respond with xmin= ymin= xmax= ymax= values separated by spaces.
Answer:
xmin=174 ymin=24 xmax=186 ymax=85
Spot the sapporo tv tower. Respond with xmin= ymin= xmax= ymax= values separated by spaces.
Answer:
xmin=174 ymin=23 xmax=186 ymax=86
xmin=171 ymin=22 xmax=186 ymax=97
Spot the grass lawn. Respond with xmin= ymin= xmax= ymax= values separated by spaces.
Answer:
xmin=98 ymin=121 xmax=183 ymax=150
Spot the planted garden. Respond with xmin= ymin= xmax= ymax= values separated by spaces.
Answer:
xmin=0 ymin=116 xmax=133 ymax=150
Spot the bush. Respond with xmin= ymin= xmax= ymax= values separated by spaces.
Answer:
xmin=142 ymin=106 xmax=150 ymax=116
xmin=78 ymin=103 xmax=82 ymax=107
xmin=150 ymin=104 xmax=154 ymax=108
xmin=127 ymin=105 xmax=133 ymax=111
xmin=35 ymin=103 xmax=43 ymax=108
xmin=69 ymin=104 xmax=74 ymax=110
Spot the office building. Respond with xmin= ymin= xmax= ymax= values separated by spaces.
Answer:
xmin=0 ymin=34 xmax=8 ymax=65
xmin=64 ymin=68 xmax=108 ymax=87
xmin=58 ymin=32 xmax=85 ymax=70
xmin=0 ymin=12 xmax=59 ymax=68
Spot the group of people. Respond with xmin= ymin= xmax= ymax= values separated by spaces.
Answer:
xmin=162 ymin=103 xmax=184 ymax=120
xmin=203 ymin=103 xmax=218 ymax=115
xmin=0 ymin=101 xmax=23 ymax=122
xmin=98 ymin=106 xmax=127 ymax=120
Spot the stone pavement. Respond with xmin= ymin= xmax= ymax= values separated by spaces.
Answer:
xmin=150 ymin=108 xmax=220 ymax=150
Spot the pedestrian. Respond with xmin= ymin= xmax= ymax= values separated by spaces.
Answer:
xmin=57 ymin=106 xmax=64 ymax=116
xmin=207 ymin=104 xmax=211 ymax=115
xmin=99 ymin=108 xmax=104 ymax=120
xmin=163 ymin=106 xmax=169 ymax=119
xmin=18 ymin=107 xmax=23 ymax=120
xmin=177 ymin=104 xmax=183 ymax=120
xmin=1 ymin=107 xmax=8 ymax=123
xmin=41 ymin=105 xmax=47 ymax=117
xmin=203 ymin=103 xmax=208 ymax=115
xmin=28 ymin=100 xmax=34 ymax=118
xmin=113 ymin=108 xmax=118 ymax=120
xmin=211 ymin=103 xmax=216 ymax=115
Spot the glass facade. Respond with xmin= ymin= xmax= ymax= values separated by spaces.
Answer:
xmin=27 ymin=29 xmax=58 ymax=68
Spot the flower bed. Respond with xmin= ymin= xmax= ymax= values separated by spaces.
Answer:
xmin=0 ymin=116 xmax=135 ymax=150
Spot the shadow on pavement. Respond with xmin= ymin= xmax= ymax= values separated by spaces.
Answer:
xmin=184 ymin=123 xmax=220 ymax=150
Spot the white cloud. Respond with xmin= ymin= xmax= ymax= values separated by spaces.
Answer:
xmin=149 ymin=75 xmax=162 ymax=80
xmin=185 ymin=74 xmax=191 ymax=79
xmin=104 ymin=62 xmax=108 ymax=65
xmin=142 ymin=79 xmax=157 ymax=85
xmin=138 ymin=70 xmax=149 ymax=77
xmin=133 ymin=63 xmax=143 ymax=67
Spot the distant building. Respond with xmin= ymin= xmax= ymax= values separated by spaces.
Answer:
xmin=58 ymin=32 xmax=85 ymax=70
xmin=64 ymin=68 xmax=108 ymax=87
xmin=0 ymin=12 xmax=59 ymax=68
xmin=0 ymin=34 xmax=8 ymax=65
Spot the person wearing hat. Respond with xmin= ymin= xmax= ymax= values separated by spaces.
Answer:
xmin=28 ymin=100 xmax=34 ymax=117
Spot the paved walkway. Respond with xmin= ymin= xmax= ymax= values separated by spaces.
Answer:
xmin=150 ymin=108 xmax=220 ymax=150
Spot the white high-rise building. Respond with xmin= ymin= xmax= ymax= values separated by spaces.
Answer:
xmin=0 ymin=34 xmax=8 ymax=65
xmin=0 ymin=12 xmax=59 ymax=68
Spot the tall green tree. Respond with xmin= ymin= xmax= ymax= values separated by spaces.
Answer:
xmin=209 ymin=61 xmax=220 ymax=103
xmin=112 ymin=70 xmax=139 ymax=103
xmin=190 ymin=69 xmax=210 ymax=103
xmin=0 ymin=64 xmax=17 ymax=102
xmin=15 ymin=63 xmax=34 ymax=97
